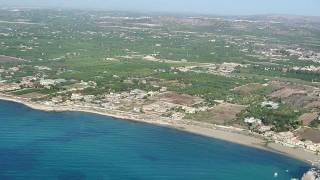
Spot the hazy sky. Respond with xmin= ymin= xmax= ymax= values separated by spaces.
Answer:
xmin=1 ymin=0 xmax=319 ymax=16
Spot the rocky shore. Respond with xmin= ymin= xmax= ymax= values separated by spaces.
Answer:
xmin=302 ymin=168 xmax=320 ymax=180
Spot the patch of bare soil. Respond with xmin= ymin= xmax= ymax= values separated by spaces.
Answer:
xmin=0 ymin=55 xmax=22 ymax=62
xmin=188 ymin=103 xmax=246 ymax=125
xmin=297 ymin=128 xmax=320 ymax=143
xmin=269 ymin=86 xmax=307 ymax=98
xmin=18 ymin=92 xmax=46 ymax=99
xmin=267 ymin=81 xmax=320 ymax=109
xmin=299 ymin=112 xmax=319 ymax=126
xmin=282 ymin=94 xmax=316 ymax=108
xmin=306 ymin=100 xmax=320 ymax=110
xmin=158 ymin=91 xmax=203 ymax=105
xmin=233 ymin=83 xmax=263 ymax=93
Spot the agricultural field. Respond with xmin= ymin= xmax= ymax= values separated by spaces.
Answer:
xmin=1 ymin=8 xmax=320 ymax=140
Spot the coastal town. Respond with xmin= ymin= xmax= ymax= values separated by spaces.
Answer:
xmin=1 ymin=62 xmax=320 ymax=163
xmin=1 ymin=8 xmax=320 ymax=170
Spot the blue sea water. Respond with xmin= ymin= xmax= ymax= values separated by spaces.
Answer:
xmin=0 ymin=100 xmax=310 ymax=180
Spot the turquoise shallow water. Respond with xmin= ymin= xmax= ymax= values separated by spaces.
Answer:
xmin=0 ymin=100 xmax=310 ymax=180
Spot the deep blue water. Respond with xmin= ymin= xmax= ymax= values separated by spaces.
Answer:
xmin=0 ymin=100 xmax=310 ymax=180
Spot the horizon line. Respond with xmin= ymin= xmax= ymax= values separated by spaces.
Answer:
xmin=1 ymin=6 xmax=320 ymax=18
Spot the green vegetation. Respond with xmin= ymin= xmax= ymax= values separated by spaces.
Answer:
xmin=156 ymin=72 xmax=247 ymax=103
xmin=239 ymin=66 xmax=320 ymax=82
xmin=238 ymin=103 xmax=302 ymax=132
xmin=1 ymin=9 xmax=320 ymax=133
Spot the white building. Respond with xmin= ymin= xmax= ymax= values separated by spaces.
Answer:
xmin=244 ymin=117 xmax=262 ymax=124
xmin=71 ymin=93 xmax=84 ymax=101
xmin=40 ymin=79 xmax=56 ymax=86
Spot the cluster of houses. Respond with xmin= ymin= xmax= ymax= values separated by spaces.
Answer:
xmin=291 ymin=65 xmax=320 ymax=73
xmin=244 ymin=116 xmax=320 ymax=154
xmin=288 ymin=48 xmax=320 ymax=63
xmin=31 ymin=83 xmax=209 ymax=122
xmin=0 ymin=83 xmax=20 ymax=91
xmin=257 ymin=46 xmax=320 ymax=63
xmin=261 ymin=101 xmax=279 ymax=109
xmin=264 ymin=131 xmax=320 ymax=154
xmin=243 ymin=100 xmax=320 ymax=154
xmin=0 ymin=65 xmax=20 ymax=81
xmin=172 ymin=62 xmax=245 ymax=76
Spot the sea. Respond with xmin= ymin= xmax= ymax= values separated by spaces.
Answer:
xmin=0 ymin=100 xmax=311 ymax=180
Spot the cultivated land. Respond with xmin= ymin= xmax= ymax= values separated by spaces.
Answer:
xmin=1 ymin=9 xmax=320 ymax=164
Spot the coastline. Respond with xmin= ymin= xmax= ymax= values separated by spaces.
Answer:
xmin=0 ymin=94 xmax=319 ymax=165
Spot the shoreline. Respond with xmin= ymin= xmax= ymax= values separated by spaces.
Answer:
xmin=0 ymin=94 xmax=319 ymax=165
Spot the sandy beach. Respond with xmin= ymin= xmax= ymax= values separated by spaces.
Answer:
xmin=0 ymin=93 xmax=319 ymax=165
